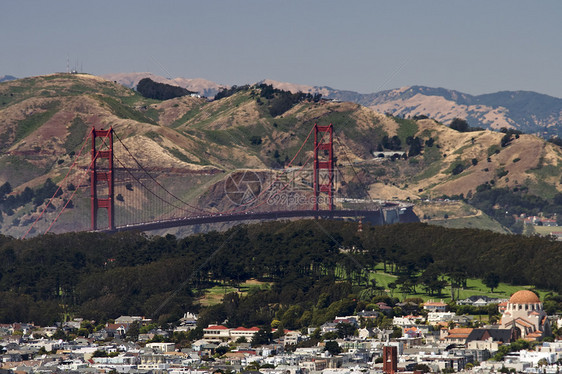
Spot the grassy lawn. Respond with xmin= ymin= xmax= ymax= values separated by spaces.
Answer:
xmin=534 ymin=225 xmax=562 ymax=236
xmin=195 ymin=266 xmax=555 ymax=307
xmin=196 ymin=279 xmax=272 ymax=306
xmin=368 ymin=264 xmax=552 ymax=303
xmin=370 ymin=269 xmax=398 ymax=290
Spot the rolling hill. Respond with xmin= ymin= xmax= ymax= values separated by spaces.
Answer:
xmin=260 ymin=80 xmax=562 ymax=138
xmin=0 ymin=75 xmax=17 ymax=83
xmin=105 ymin=73 xmax=562 ymax=138
xmin=1 ymin=73 xmax=562 ymax=237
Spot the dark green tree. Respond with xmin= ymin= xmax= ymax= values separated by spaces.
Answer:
xmin=450 ymin=118 xmax=470 ymax=132
xmin=336 ymin=323 xmax=357 ymax=338
xmin=251 ymin=327 xmax=273 ymax=346
xmin=483 ymin=272 xmax=500 ymax=292
xmin=126 ymin=322 xmax=139 ymax=341
xmin=324 ymin=340 xmax=342 ymax=355
xmin=0 ymin=182 xmax=12 ymax=199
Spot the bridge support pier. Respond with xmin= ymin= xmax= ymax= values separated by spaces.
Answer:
xmin=91 ymin=128 xmax=114 ymax=231
xmin=313 ymin=124 xmax=334 ymax=211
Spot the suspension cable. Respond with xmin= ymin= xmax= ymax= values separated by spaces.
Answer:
xmin=113 ymin=132 xmax=211 ymax=214
xmin=221 ymin=125 xmax=329 ymax=215
xmin=44 ymin=129 xmax=112 ymax=234
xmin=112 ymin=152 xmax=199 ymax=216
xmin=333 ymin=133 xmax=377 ymax=205
xmin=23 ymin=128 xmax=94 ymax=239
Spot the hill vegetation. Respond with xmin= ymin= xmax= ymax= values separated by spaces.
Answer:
xmin=108 ymin=74 xmax=562 ymax=138
xmin=1 ymin=220 xmax=562 ymax=327
xmin=1 ymin=74 xmax=562 ymax=236
xmin=136 ymin=77 xmax=194 ymax=100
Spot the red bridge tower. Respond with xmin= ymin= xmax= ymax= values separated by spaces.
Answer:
xmin=313 ymin=124 xmax=334 ymax=211
xmin=90 ymin=128 xmax=114 ymax=231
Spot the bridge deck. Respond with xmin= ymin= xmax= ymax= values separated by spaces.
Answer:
xmin=99 ymin=205 xmax=417 ymax=233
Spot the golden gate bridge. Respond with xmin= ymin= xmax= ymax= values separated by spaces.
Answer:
xmin=23 ymin=124 xmax=417 ymax=237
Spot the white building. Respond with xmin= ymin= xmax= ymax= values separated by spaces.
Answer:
xmin=393 ymin=315 xmax=424 ymax=326
xmin=427 ymin=312 xmax=456 ymax=324
xmin=230 ymin=327 xmax=260 ymax=341
xmin=146 ymin=342 xmax=175 ymax=353
xmin=500 ymin=290 xmax=550 ymax=340
xmin=423 ymin=300 xmax=447 ymax=312
xmin=202 ymin=325 xmax=231 ymax=341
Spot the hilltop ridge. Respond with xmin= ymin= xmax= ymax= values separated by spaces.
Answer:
xmin=104 ymin=72 xmax=562 ymax=138
xmin=1 ymin=73 xmax=562 ymax=236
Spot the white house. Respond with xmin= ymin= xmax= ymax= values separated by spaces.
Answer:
xmin=427 ymin=312 xmax=456 ymax=324
xmin=230 ymin=327 xmax=260 ymax=341
xmin=146 ymin=342 xmax=175 ymax=353
xmin=423 ymin=300 xmax=447 ymax=312
xmin=393 ymin=315 xmax=423 ymax=326
xmin=202 ymin=325 xmax=231 ymax=341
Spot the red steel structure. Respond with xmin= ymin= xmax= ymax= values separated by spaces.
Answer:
xmin=313 ymin=124 xmax=334 ymax=211
xmin=91 ymin=128 xmax=114 ymax=231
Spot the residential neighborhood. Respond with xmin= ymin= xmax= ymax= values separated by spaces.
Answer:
xmin=2 ymin=291 xmax=562 ymax=374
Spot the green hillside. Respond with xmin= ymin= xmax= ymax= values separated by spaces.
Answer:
xmin=2 ymin=74 xmax=562 ymax=236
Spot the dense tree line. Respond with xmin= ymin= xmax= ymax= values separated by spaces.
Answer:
xmin=136 ymin=78 xmax=194 ymax=101
xmin=1 ymin=221 xmax=562 ymax=326
xmin=256 ymin=84 xmax=321 ymax=117
xmin=449 ymin=118 xmax=484 ymax=132
xmin=214 ymin=84 xmax=321 ymax=117
xmin=213 ymin=85 xmax=251 ymax=100
xmin=0 ymin=179 xmax=62 ymax=216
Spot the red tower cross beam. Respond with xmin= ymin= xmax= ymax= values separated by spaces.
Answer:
xmin=90 ymin=128 xmax=115 ymax=231
xmin=313 ymin=124 xmax=334 ymax=211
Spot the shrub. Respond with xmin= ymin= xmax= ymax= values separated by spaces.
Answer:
xmin=249 ymin=136 xmax=262 ymax=145
xmin=451 ymin=163 xmax=465 ymax=175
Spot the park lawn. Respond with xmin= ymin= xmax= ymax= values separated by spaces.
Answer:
xmin=368 ymin=265 xmax=552 ymax=303
xmin=369 ymin=271 xmax=398 ymax=290
xmin=196 ymin=279 xmax=272 ymax=306
xmin=534 ymin=225 xmax=562 ymax=236
xmin=453 ymin=278 xmax=550 ymax=301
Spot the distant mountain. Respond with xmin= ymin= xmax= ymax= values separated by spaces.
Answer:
xmin=263 ymin=81 xmax=562 ymax=138
xmin=354 ymin=86 xmax=562 ymax=138
xmin=0 ymin=75 xmax=17 ymax=83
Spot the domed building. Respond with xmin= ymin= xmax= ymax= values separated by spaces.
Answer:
xmin=500 ymin=290 xmax=550 ymax=340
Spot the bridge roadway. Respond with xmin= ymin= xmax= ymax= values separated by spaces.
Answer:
xmin=105 ymin=209 xmax=389 ymax=233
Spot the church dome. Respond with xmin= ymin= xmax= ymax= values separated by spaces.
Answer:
xmin=509 ymin=290 xmax=540 ymax=304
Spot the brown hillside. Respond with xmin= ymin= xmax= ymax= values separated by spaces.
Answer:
xmin=2 ymin=74 xmax=562 ymax=236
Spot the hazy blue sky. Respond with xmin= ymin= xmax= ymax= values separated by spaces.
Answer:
xmin=2 ymin=1 xmax=561 ymax=97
